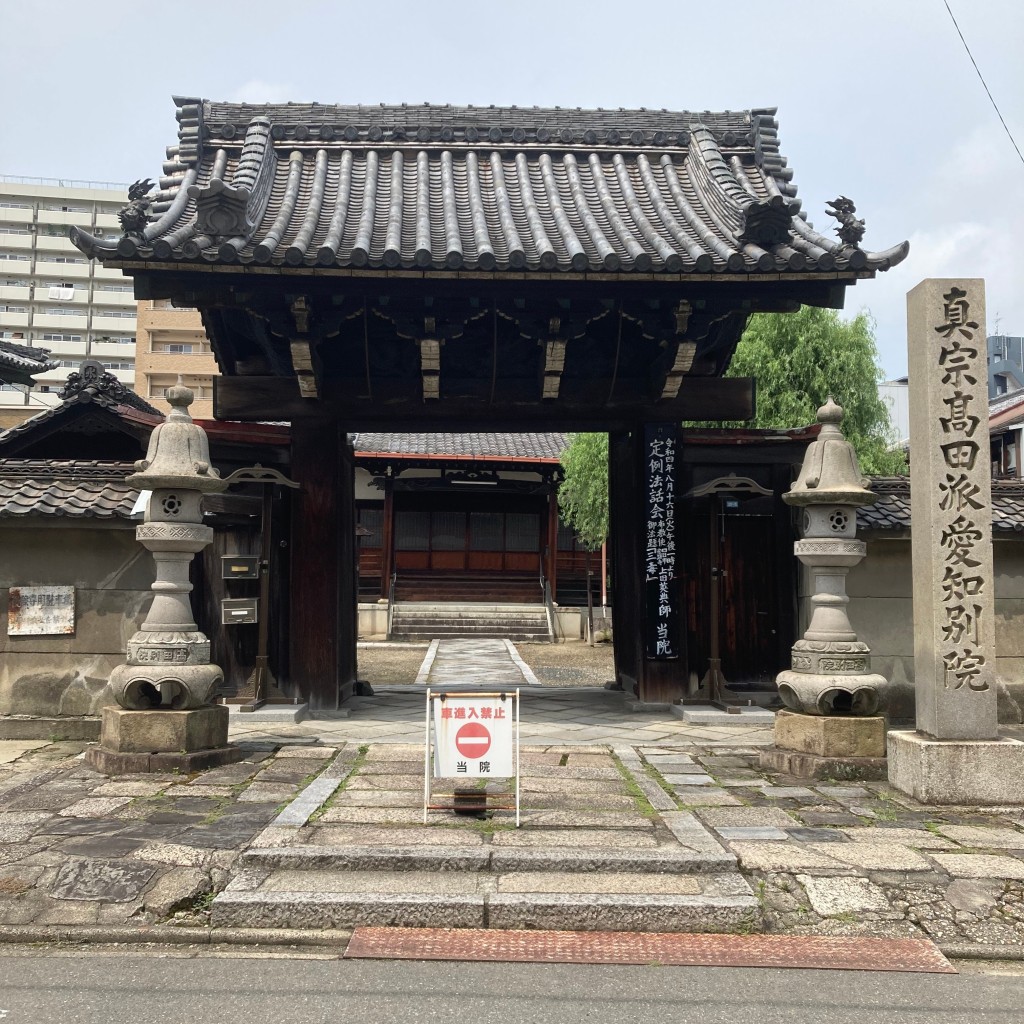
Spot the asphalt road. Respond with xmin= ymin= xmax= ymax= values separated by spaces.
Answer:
xmin=1 ymin=950 xmax=1023 ymax=1024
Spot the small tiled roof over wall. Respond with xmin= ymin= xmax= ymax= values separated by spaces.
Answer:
xmin=859 ymin=477 xmax=1024 ymax=533
xmin=351 ymin=432 xmax=567 ymax=460
xmin=0 ymin=460 xmax=138 ymax=519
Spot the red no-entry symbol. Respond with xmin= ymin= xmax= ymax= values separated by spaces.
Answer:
xmin=455 ymin=722 xmax=491 ymax=759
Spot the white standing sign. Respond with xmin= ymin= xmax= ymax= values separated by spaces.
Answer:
xmin=424 ymin=689 xmax=520 ymax=825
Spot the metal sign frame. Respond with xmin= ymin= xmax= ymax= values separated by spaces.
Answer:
xmin=423 ymin=689 xmax=520 ymax=827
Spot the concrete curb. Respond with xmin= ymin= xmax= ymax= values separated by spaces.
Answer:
xmin=939 ymin=942 xmax=1024 ymax=962
xmin=0 ymin=924 xmax=352 ymax=947
xmin=503 ymin=640 xmax=542 ymax=686
xmin=414 ymin=640 xmax=439 ymax=685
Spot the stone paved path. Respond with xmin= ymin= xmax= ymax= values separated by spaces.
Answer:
xmin=229 ymin=686 xmax=777 ymax=747
xmin=415 ymin=638 xmax=539 ymax=688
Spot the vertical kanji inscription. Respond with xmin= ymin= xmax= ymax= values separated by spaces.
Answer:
xmin=908 ymin=279 xmax=996 ymax=740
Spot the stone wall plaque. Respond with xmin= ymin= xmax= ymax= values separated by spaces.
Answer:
xmin=8 ymin=586 xmax=75 ymax=636
xmin=907 ymin=279 xmax=996 ymax=741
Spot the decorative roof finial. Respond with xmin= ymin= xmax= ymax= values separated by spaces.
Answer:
xmin=826 ymin=196 xmax=865 ymax=248
xmin=117 ymin=179 xmax=154 ymax=241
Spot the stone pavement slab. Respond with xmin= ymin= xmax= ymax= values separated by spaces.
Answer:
xmin=930 ymin=853 xmax=1024 ymax=879
xmin=934 ymin=825 xmax=1024 ymax=849
xmin=797 ymin=875 xmax=894 ymax=916
xmin=807 ymin=843 xmax=935 ymax=873
xmin=727 ymin=842 xmax=846 ymax=872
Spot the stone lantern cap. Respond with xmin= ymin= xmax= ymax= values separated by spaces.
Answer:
xmin=783 ymin=397 xmax=878 ymax=508
xmin=126 ymin=380 xmax=225 ymax=493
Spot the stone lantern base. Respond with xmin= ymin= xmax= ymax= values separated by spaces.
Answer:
xmin=758 ymin=709 xmax=888 ymax=781
xmin=86 ymin=704 xmax=244 ymax=775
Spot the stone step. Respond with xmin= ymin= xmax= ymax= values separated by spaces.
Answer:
xmin=391 ymin=632 xmax=550 ymax=641
xmin=212 ymin=869 xmax=758 ymax=932
xmin=239 ymin=843 xmax=736 ymax=874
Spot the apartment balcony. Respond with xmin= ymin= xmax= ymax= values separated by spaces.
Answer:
xmin=91 ymin=289 xmax=135 ymax=307
xmin=33 ymin=312 xmax=89 ymax=330
xmin=34 ymin=261 xmax=90 ymax=281
xmin=0 ymin=388 xmax=32 ymax=407
xmin=93 ymin=264 xmax=128 ymax=281
xmin=92 ymin=313 xmax=137 ymax=332
xmin=36 ymin=209 xmax=91 ymax=227
xmin=32 ymin=286 xmax=88 ymax=306
xmin=89 ymin=340 xmax=136 ymax=359
xmin=41 ymin=340 xmax=88 ymax=357
xmin=0 ymin=207 xmax=34 ymax=225
xmin=0 ymin=285 xmax=31 ymax=302
xmin=35 ymin=234 xmax=79 ymax=254
xmin=0 ymin=231 xmax=33 ymax=250
xmin=95 ymin=212 xmax=122 ymax=230
xmin=0 ymin=310 xmax=29 ymax=328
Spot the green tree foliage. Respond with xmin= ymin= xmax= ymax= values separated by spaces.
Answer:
xmin=558 ymin=431 xmax=608 ymax=550
xmin=723 ymin=306 xmax=907 ymax=476
xmin=557 ymin=307 xmax=904 ymax=546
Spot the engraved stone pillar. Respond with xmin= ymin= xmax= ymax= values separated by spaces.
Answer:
xmin=760 ymin=398 xmax=889 ymax=780
xmin=889 ymin=279 xmax=1024 ymax=803
xmin=87 ymin=381 xmax=242 ymax=774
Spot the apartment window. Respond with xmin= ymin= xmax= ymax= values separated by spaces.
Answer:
xmin=55 ymin=360 xmax=79 ymax=368
xmin=41 ymin=333 xmax=83 ymax=342
xmin=0 ymin=253 xmax=29 ymax=261
xmin=0 ymin=227 xmax=31 ymax=235
xmin=94 ymin=284 xmax=134 ymax=293
xmin=38 ymin=256 xmax=85 ymax=265
xmin=44 ymin=307 xmax=84 ymax=317
xmin=0 ymin=384 xmax=21 ymax=392
xmin=95 ymin=335 xmax=135 ymax=345
xmin=100 ymin=361 xmax=133 ymax=370
xmin=41 ymin=204 xmax=87 ymax=213
xmin=95 ymin=309 xmax=135 ymax=319
xmin=162 ymin=343 xmax=195 ymax=354
xmin=1 ymin=278 xmax=28 ymax=287
xmin=0 ymin=305 xmax=27 ymax=313
xmin=0 ymin=202 xmax=32 ymax=210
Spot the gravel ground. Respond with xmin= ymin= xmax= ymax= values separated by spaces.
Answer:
xmin=356 ymin=640 xmax=614 ymax=687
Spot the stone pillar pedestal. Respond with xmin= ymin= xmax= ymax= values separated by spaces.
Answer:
xmin=86 ymin=705 xmax=243 ymax=775
xmin=759 ymin=709 xmax=888 ymax=781
xmin=888 ymin=731 xmax=1024 ymax=805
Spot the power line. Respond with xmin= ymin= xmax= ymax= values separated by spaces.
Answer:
xmin=943 ymin=0 xmax=1024 ymax=169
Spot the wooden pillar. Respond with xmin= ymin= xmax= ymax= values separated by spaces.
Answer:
xmin=338 ymin=439 xmax=357 ymax=703
xmin=610 ymin=429 xmax=643 ymax=694
xmin=379 ymin=474 xmax=395 ymax=602
xmin=609 ymin=426 xmax=688 ymax=704
xmin=546 ymin=486 xmax=559 ymax=596
xmin=289 ymin=418 xmax=342 ymax=710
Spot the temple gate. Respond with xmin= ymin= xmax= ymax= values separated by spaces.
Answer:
xmin=71 ymin=98 xmax=908 ymax=709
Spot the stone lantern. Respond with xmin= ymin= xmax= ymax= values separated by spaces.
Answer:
xmin=761 ymin=398 xmax=890 ymax=779
xmin=87 ymin=380 xmax=242 ymax=773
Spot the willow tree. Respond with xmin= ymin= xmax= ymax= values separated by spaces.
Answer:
xmin=557 ymin=306 xmax=904 ymax=543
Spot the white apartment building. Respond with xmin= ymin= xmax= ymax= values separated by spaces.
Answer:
xmin=0 ymin=176 xmax=137 ymax=418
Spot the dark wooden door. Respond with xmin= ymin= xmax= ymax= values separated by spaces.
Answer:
xmin=685 ymin=498 xmax=783 ymax=686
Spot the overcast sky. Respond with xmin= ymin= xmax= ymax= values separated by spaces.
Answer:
xmin=2 ymin=0 xmax=1021 ymax=378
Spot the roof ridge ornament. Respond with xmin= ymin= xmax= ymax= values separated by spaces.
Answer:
xmin=117 ymin=179 xmax=154 ymax=241
xmin=826 ymin=195 xmax=866 ymax=249
xmin=187 ymin=117 xmax=277 ymax=244
xmin=58 ymin=359 xmax=161 ymax=415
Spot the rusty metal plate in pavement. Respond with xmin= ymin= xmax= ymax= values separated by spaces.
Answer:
xmin=344 ymin=928 xmax=956 ymax=974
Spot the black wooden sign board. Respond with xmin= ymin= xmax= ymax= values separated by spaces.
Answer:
xmin=644 ymin=423 xmax=680 ymax=659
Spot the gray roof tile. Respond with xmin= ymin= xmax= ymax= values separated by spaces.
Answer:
xmin=72 ymin=99 xmax=908 ymax=277
xmin=352 ymin=432 xmax=567 ymax=460
xmin=0 ymin=460 xmax=137 ymax=519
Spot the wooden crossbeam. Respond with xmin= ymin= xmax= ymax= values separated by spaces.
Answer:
xmin=419 ymin=338 xmax=441 ymax=400
xmin=542 ymin=339 xmax=567 ymax=399
xmin=660 ymin=341 xmax=697 ymax=400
